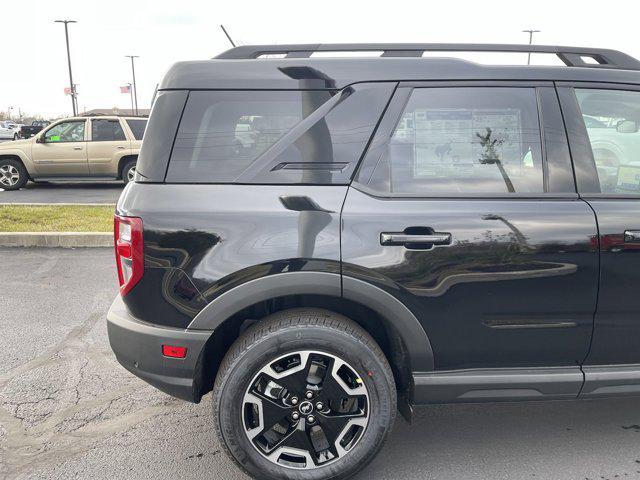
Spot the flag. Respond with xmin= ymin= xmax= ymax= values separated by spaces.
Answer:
xmin=64 ymin=87 xmax=72 ymax=95
xmin=120 ymin=85 xmax=131 ymax=94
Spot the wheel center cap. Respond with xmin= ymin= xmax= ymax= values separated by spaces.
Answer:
xmin=299 ymin=401 xmax=314 ymax=415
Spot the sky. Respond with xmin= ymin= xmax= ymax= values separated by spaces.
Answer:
xmin=2 ymin=0 xmax=640 ymax=119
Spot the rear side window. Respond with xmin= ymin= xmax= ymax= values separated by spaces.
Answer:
xmin=357 ymin=87 xmax=544 ymax=195
xmin=575 ymin=89 xmax=640 ymax=194
xmin=126 ymin=119 xmax=147 ymax=140
xmin=91 ymin=119 xmax=126 ymax=141
xmin=165 ymin=84 xmax=395 ymax=184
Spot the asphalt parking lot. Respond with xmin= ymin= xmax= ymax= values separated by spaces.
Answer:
xmin=0 ymin=182 xmax=123 ymax=204
xmin=3 ymin=248 xmax=640 ymax=479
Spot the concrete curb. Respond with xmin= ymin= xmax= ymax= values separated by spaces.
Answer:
xmin=0 ymin=232 xmax=113 ymax=248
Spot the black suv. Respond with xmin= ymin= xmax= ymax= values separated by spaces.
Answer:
xmin=107 ymin=43 xmax=640 ymax=480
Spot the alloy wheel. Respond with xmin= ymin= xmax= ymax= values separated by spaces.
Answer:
xmin=242 ymin=350 xmax=369 ymax=470
xmin=127 ymin=165 xmax=136 ymax=182
xmin=0 ymin=165 xmax=20 ymax=187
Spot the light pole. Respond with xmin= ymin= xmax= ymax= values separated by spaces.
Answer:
xmin=55 ymin=20 xmax=78 ymax=116
xmin=522 ymin=29 xmax=541 ymax=65
xmin=125 ymin=55 xmax=139 ymax=115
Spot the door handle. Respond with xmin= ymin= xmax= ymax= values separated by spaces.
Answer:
xmin=380 ymin=232 xmax=452 ymax=247
xmin=116 ymin=146 xmax=125 ymax=149
xmin=624 ymin=230 xmax=640 ymax=243
xmin=73 ymin=146 xmax=83 ymax=150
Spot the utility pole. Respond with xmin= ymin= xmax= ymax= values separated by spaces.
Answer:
xmin=522 ymin=29 xmax=541 ymax=65
xmin=55 ymin=20 xmax=78 ymax=116
xmin=127 ymin=83 xmax=134 ymax=112
xmin=125 ymin=55 xmax=139 ymax=115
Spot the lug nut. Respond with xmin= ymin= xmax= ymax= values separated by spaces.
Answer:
xmin=292 ymin=412 xmax=300 ymax=420
xmin=291 ymin=396 xmax=299 ymax=405
xmin=305 ymin=391 xmax=313 ymax=399
xmin=315 ymin=402 xmax=324 ymax=410
xmin=307 ymin=415 xmax=315 ymax=423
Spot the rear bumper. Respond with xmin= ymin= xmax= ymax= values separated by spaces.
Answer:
xmin=107 ymin=295 xmax=212 ymax=402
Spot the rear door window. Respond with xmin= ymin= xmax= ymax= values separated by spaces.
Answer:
xmin=357 ymin=87 xmax=545 ymax=195
xmin=91 ymin=119 xmax=126 ymax=141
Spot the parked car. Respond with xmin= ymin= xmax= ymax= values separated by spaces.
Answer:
xmin=106 ymin=43 xmax=640 ymax=480
xmin=0 ymin=115 xmax=147 ymax=190
xmin=19 ymin=120 xmax=50 ymax=139
xmin=0 ymin=121 xmax=20 ymax=140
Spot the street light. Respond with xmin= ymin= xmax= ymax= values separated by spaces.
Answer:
xmin=522 ymin=29 xmax=541 ymax=65
xmin=125 ymin=55 xmax=140 ymax=115
xmin=55 ymin=20 xmax=78 ymax=116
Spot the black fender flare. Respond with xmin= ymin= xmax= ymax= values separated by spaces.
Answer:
xmin=187 ymin=271 xmax=434 ymax=372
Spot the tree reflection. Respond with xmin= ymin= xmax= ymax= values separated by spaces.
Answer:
xmin=476 ymin=127 xmax=515 ymax=193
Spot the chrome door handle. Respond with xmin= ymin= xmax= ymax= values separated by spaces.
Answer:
xmin=73 ymin=146 xmax=83 ymax=150
xmin=624 ymin=230 xmax=640 ymax=243
xmin=380 ymin=232 xmax=452 ymax=246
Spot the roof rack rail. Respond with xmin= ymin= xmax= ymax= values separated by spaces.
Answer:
xmin=215 ymin=43 xmax=640 ymax=70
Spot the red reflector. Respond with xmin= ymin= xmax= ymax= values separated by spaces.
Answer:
xmin=116 ymin=242 xmax=132 ymax=258
xmin=162 ymin=345 xmax=188 ymax=358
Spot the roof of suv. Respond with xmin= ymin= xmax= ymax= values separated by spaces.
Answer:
xmin=159 ymin=43 xmax=640 ymax=91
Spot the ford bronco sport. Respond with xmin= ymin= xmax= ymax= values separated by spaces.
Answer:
xmin=107 ymin=43 xmax=640 ymax=480
xmin=0 ymin=115 xmax=146 ymax=190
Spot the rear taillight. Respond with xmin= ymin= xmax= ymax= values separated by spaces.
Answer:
xmin=114 ymin=215 xmax=144 ymax=297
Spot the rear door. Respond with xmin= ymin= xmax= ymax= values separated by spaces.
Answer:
xmin=87 ymin=119 xmax=130 ymax=176
xmin=342 ymin=83 xmax=599 ymax=390
xmin=558 ymin=84 xmax=640 ymax=395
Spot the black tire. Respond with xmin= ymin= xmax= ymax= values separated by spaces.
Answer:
xmin=13 ymin=133 xmax=18 ymax=141
xmin=0 ymin=158 xmax=28 ymax=191
xmin=213 ymin=309 xmax=397 ymax=480
xmin=121 ymin=158 xmax=137 ymax=184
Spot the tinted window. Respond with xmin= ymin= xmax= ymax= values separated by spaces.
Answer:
xmin=126 ymin=119 xmax=147 ymax=140
xmin=136 ymin=90 xmax=188 ymax=181
xmin=165 ymin=84 xmax=394 ymax=184
xmin=235 ymin=83 xmax=396 ymax=184
xmin=357 ymin=87 xmax=544 ymax=195
xmin=167 ymin=90 xmax=322 ymax=183
xmin=576 ymin=89 xmax=640 ymax=194
xmin=91 ymin=119 xmax=126 ymax=141
xmin=44 ymin=121 xmax=85 ymax=143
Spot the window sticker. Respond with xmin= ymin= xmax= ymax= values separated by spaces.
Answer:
xmin=616 ymin=165 xmax=640 ymax=192
xmin=398 ymin=108 xmax=523 ymax=178
xmin=50 ymin=135 xmax=61 ymax=142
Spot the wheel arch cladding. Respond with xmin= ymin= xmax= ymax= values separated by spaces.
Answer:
xmin=188 ymin=271 xmax=435 ymax=401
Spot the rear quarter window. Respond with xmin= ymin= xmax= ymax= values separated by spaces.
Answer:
xmin=126 ymin=119 xmax=147 ymax=140
xmin=164 ymin=84 xmax=395 ymax=184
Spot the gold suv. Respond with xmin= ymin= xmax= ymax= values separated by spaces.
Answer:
xmin=0 ymin=115 xmax=146 ymax=190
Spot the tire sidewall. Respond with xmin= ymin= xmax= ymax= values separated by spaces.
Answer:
xmin=122 ymin=160 xmax=136 ymax=184
xmin=215 ymin=322 xmax=395 ymax=480
xmin=0 ymin=158 xmax=27 ymax=191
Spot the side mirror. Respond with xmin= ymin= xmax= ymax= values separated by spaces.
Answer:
xmin=617 ymin=120 xmax=639 ymax=134
xmin=36 ymin=136 xmax=45 ymax=143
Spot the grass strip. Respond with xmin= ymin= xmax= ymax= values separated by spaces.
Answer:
xmin=0 ymin=204 xmax=114 ymax=232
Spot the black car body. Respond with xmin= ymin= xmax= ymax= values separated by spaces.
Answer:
xmin=107 ymin=44 xmax=640 ymax=479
